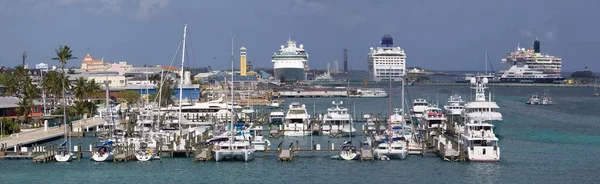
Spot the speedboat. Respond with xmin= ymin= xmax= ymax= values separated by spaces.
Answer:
xmin=527 ymin=94 xmax=541 ymax=105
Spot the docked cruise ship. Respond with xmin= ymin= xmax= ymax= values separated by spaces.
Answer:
xmin=368 ymin=35 xmax=406 ymax=81
xmin=499 ymin=39 xmax=565 ymax=83
xmin=272 ymin=39 xmax=309 ymax=82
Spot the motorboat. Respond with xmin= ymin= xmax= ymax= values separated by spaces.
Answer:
xmin=443 ymin=94 xmax=465 ymax=116
xmin=283 ymin=102 xmax=311 ymax=136
xmin=411 ymin=99 xmax=428 ymax=118
xmin=321 ymin=101 xmax=355 ymax=136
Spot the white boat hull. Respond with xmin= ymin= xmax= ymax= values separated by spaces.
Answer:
xmin=54 ymin=153 xmax=73 ymax=162
xmin=283 ymin=131 xmax=311 ymax=136
xmin=340 ymin=152 xmax=360 ymax=160
xmin=91 ymin=152 xmax=114 ymax=162
xmin=466 ymin=146 xmax=500 ymax=162
xmin=135 ymin=151 xmax=153 ymax=161
xmin=374 ymin=149 xmax=408 ymax=160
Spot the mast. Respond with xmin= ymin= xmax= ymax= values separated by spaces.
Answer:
xmin=485 ymin=50 xmax=488 ymax=75
xmin=230 ymin=35 xmax=235 ymax=149
xmin=388 ymin=66 xmax=392 ymax=147
xmin=178 ymin=24 xmax=187 ymax=136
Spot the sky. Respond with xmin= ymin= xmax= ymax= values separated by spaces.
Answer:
xmin=0 ymin=0 xmax=598 ymax=72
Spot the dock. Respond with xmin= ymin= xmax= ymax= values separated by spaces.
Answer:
xmin=360 ymin=149 xmax=374 ymax=161
xmin=0 ymin=117 xmax=105 ymax=150
xmin=277 ymin=142 xmax=295 ymax=162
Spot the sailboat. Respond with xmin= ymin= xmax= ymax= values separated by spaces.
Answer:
xmin=213 ymin=35 xmax=255 ymax=162
xmin=339 ymin=102 xmax=360 ymax=160
xmin=374 ymin=71 xmax=408 ymax=160
xmin=55 ymin=69 xmax=72 ymax=162
xmin=92 ymin=81 xmax=116 ymax=162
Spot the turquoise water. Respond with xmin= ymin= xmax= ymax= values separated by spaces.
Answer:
xmin=2 ymin=86 xmax=600 ymax=183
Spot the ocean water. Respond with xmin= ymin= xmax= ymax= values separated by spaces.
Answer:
xmin=1 ymin=85 xmax=600 ymax=183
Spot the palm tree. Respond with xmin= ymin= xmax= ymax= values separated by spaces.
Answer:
xmin=42 ymin=71 xmax=63 ymax=111
xmin=73 ymin=77 xmax=87 ymax=101
xmin=52 ymin=45 xmax=77 ymax=130
xmin=85 ymin=79 xmax=101 ymax=116
xmin=16 ymin=98 xmax=33 ymax=124
xmin=72 ymin=101 xmax=89 ymax=118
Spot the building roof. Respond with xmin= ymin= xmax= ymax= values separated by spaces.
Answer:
xmin=161 ymin=66 xmax=180 ymax=72
xmin=82 ymin=54 xmax=103 ymax=63
xmin=0 ymin=96 xmax=42 ymax=109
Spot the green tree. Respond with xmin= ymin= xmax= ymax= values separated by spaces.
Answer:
xmin=117 ymin=91 xmax=141 ymax=104
xmin=73 ymin=77 xmax=87 ymax=101
xmin=52 ymin=45 xmax=77 ymax=129
xmin=154 ymin=77 xmax=177 ymax=107
xmin=1 ymin=118 xmax=20 ymax=135
xmin=72 ymin=101 xmax=90 ymax=118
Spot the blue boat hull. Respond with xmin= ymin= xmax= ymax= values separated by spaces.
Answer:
xmin=499 ymin=77 xmax=565 ymax=83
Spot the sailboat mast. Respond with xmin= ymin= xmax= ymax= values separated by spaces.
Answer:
xmin=178 ymin=24 xmax=187 ymax=136
xmin=388 ymin=67 xmax=392 ymax=146
xmin=230 ymin=35 xmax=235 ymax=149
xmin=485 ymin=50 xmax=488 ymax=75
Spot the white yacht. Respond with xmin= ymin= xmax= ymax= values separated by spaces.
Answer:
xmin=283 ymin=102 xmax=311 ymax=136
xmin=462 ymin=77 xmax=502 ymax=122
xmin=411 ymin=99 xmax=428 ymax=118
xmin=321 ymin=101 xmax=355 ymax=136
xmin=269 ymin=100 xmax=280 ymax=108
xmin=461 ymin=76 xmax=502 ymax=162
xmin=374 ymin=140 xmax=408 ymax=160
xmin=461 ymin=118 xmax=500 ymax=162
xmin=269 ymin=110 xmax=285 ymax=125
xmin=213 ymin=139 xmax=255 ymax=162
xmin=526 ymin=94 xmax=541 ymax=105
xmin=418 ymin=106 xmax=446 ymax=136
xmin=444 ymin=94 xmax=465 ymax=116
xmin=158 ymin=96 xmax=245 ymax=123
xmin=357 ymin=88 xmax=388 ymax=98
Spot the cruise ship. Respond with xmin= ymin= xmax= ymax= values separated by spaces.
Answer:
xmin=499 ymin=39 xmax=565 ymax=83
xmin=368 ymin=35 xmax=407 ymax=81
xmin=272 ymin=39 xmax=309 ymax=82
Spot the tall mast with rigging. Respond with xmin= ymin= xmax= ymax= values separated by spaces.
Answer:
xmin=178 ymin=24 xmax=187 ymax=136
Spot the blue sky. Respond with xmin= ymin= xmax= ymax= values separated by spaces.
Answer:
xmin=0 ymin=0 xmax=598 ymax=72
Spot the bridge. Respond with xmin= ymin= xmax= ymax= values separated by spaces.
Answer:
xmin=0 ymin=117 xmax=105 ymax=150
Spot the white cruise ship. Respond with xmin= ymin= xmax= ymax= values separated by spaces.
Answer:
xmin=499 ymin=39 xmax=564 ymax=83
xmin=368 ymin=35 xmax=406 ymax=81
xmin=272 ymin=39 xmax=309 ymax=82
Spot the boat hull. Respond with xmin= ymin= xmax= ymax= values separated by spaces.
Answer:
xmin=55 ymin=153 xmax=73 ymax=162
xmin=374 ymin=150 xmax=408 ymax=160
xmin=340 ymin=152 xmax=360 ymax=160
xmin=91 ymin=152 xmax=114 ymax=162
xmin=135 ymin=151 xmax=153 ymax=161
xmin=274 ymin=67 xmax=305 ymax=82
xmin=499 ymin=77 xmax=565 ymax=83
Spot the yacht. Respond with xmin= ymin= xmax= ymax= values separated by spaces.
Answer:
xmin=411 ymin=99 xmax=428 ymax=118
xmin=270 ymin=100 xmax=280 ymax=108
xmin=158 ymin=96 xmax=244 ymax=123
xmin=269 ymin=110 xmax=285 ymax=125
xmin=91 ymin=141 xmax=115 ymax=162
xmin=526 ymin=94 xmax=541 ymax=105
xmin=357 ymin=88 xmax=388 ymax=98
xmin=321 ymin=101 xmax=355 ymax=136
xmin=374 ymin=138 xmax=408 ymax=160
xmin=213 ymin=138 xmax=255 ymax=162
xmin=461 ymin=118 xmax=500 ymax=162
xmin=283 ymin=102 xmax=311 ymax=136
xmin=443 ymin=94 xmax=465 ymax=116
xmin=418 ymin=106 xmax=446 ymax=136
xmin=461 ymin=76 xmax=502 ymax=162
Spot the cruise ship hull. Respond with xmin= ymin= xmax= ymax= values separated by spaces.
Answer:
xmin=274 ymin=68 xmax=305 ymax=82
xmin=499 ymin=77 xmax=565 ymax=83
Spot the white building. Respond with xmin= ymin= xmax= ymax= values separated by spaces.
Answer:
xmin=368 ymin=35 xmax=406 ymax=81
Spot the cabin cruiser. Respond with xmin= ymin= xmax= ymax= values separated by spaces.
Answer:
xmin=321 ymin=101 xmax=355 ymax=136
xmin=444 ymin=94 xmax=465 ymax=116
xmin=411 ymin=99 xmax=428 ymax=118
xmin=283 ymin=102 xmax=311 ymax=136
xmin=269 ymin=110 xmax=285 ymax=125
xmin=462 ymin=77 xmax=502 ymax=122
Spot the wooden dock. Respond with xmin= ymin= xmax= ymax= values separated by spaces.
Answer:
xmin=0 ymin=117 xmax=104 ymax=149
xmin=33 ymin=152 xmax=55 ymax=163
xmin=360 ymin=149 xmax=374 ymax=161
xmin=277 ymin=142 xmax=295 ymax=162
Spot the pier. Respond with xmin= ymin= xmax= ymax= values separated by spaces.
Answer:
xmin=0 ymin=117 xmax=105 ymax=150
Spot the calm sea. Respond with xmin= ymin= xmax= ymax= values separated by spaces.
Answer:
xmin=1 ymin=85 xmax=599 ymax=183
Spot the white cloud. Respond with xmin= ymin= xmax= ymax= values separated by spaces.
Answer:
xmin=87 ymin=0 xmax=124 ymax=14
